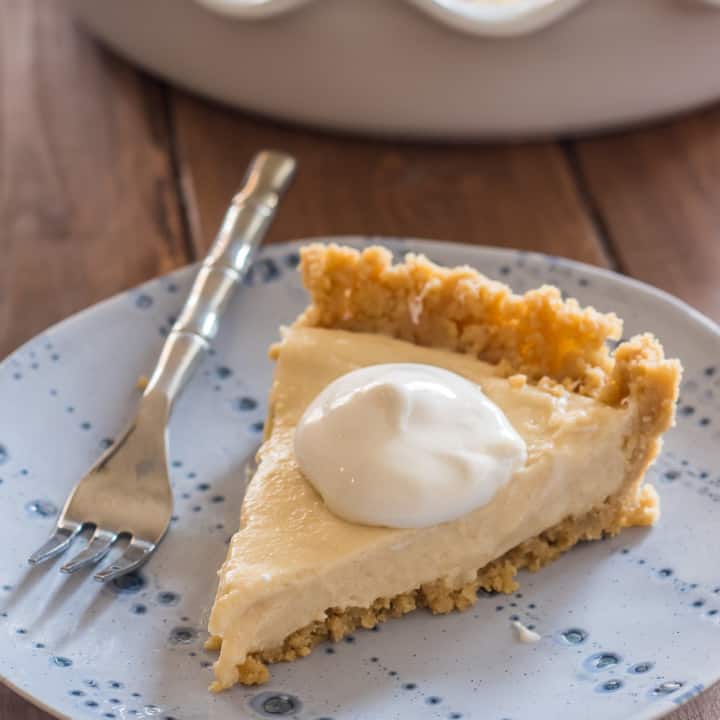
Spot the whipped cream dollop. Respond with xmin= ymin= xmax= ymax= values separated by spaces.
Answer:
xmin=294 ymin=363 xmax=527 ymax=529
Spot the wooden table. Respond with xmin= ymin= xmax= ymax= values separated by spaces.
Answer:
xmin=2 ymin=1 xmax=719 ymax=718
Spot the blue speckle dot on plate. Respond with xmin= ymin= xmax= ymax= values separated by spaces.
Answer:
xmin=85 ymin=700 xmax=99 ymax=707
xmin=559 ymin=628 xmax=588 ymax=645
xmin=25 ymin=499 xmax=57 ymax=517
xmin=597 ymin=679 xmax=623 ymax=693
xmin=135 ymin=294 xmax=153 ymax=309
xmin=109 ymin=681 xmax=123 ymax=689
xmin=426 ymin=696 xmax=442 ymax=705
xmin=51 ymin=656 xmax=72 ymax=668
xmin=344 ymin=635 xmax=355 ymax=644
xmin=285 ymin=252 xmax=300 ymax=268
xmin=131 ymin=604 xmax=147 ymax=615
xmin=196 ymin=482 xmax=210 ymax=491
xmin=16 ymin=628 xmax=27 ymax=635
xmin=250 ymin=691 xmax=302 ymax=716
xmin=658 ymin=568 xmax=674 ymax=578
xmin=652 ymin=681 xmax=684 ymax=695
xmin=402 ymin=683 xmax=417 ymax=690
xmin=250 ymin=421 xmax=264 ymax=433
xmin=680 ymin=405 xmax=695 ymax=416
xmin=325 ymin=647 xmax=335 ymax=654
xmin=216 ymin=366 xmax=233 ymax=380
xmin=0 ymin=445 xmax=7 ymax=465
xmin=157 ymin=591 xmax=180 ymax=606
xmin=69 ymin=689 xmax=84 ymax=696
xmin=234 ymin=396 xmax=258 ymax=411
xmin=168 ymin=626 xmax=197 ymax=645
xmin=110 ymin=571 xmax=145 ymax=595
xmin=448 ymin=714 xmax=463 ymax=719
xmin=80 ymin=421 xmax=92 ymax=430
xmin=34 ymin=642 xmax=44 ymax=649
xmin=211 ymin=495 xmax=225 ymax=504
xmin=84 ymin=679 xmax=98 ymax=688
xmin=100 ymin=437 xmax=114 ymax=449
xmin=585 ymin=652 xmax=622 ymax=671
xmin=246 ymin=258 xmax=281 ymax=286
xmin=629 ymin=662 xmax=654 ymax=674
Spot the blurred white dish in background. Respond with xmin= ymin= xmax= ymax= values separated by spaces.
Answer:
xmin=68 ymin=0 xmax=720 ymax=138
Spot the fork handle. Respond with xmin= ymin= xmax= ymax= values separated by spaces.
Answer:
xmin=143 ymin=150 xmax=297 ymax=404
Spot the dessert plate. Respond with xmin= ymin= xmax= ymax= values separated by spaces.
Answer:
xmin=1 ymin=238 xmax=719 ymax=720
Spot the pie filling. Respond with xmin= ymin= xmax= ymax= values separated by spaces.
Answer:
xmin=211 ymin=327 xmax=651 ymax=690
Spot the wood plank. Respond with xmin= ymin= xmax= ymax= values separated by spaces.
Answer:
xmin=674 ymin=688 xmax=720 ymax=720
xmin=0 ymin=686 xmax=49 ymax=720
xmin=0 ymin=0 xmax=188 ymax=360
xmin=571 ymin=106 xmax=720 ymax=321
xmin=169 ymin=91 xmax=611 ymax=267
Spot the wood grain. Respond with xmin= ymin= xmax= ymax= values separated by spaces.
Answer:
xmin=2 ymin=1 xmax=720 ymax=718
xmin=169 ymin=91 xmax=611 ymax=267
xmin=570 ymin=107 xmax=720 ymax=322
xmin=0 ymin=0 xmax=188 ymax=359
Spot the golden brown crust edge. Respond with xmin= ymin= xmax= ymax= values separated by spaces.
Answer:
xmin=296 ymin=243 xmax=681 ymax=415
xmin=210 ymin=243 xmax=682 ymax=689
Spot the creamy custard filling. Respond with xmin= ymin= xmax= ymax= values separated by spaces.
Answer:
xmin=209 ymin=326 xmax=632 ymax=689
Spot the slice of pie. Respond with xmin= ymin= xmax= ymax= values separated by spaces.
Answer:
xmin=207 ymin=243 xmax=681 ymax=691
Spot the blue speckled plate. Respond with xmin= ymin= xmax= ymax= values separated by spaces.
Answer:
xmin=1 ymin=238 xmax=719 ymax=720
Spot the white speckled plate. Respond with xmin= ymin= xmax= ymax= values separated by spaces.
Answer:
xmin=1 ymin=238 xmax=720 ymax=720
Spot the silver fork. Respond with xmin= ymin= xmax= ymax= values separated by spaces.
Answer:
xmin=27 ymin=150 xmax=297 ymax=583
